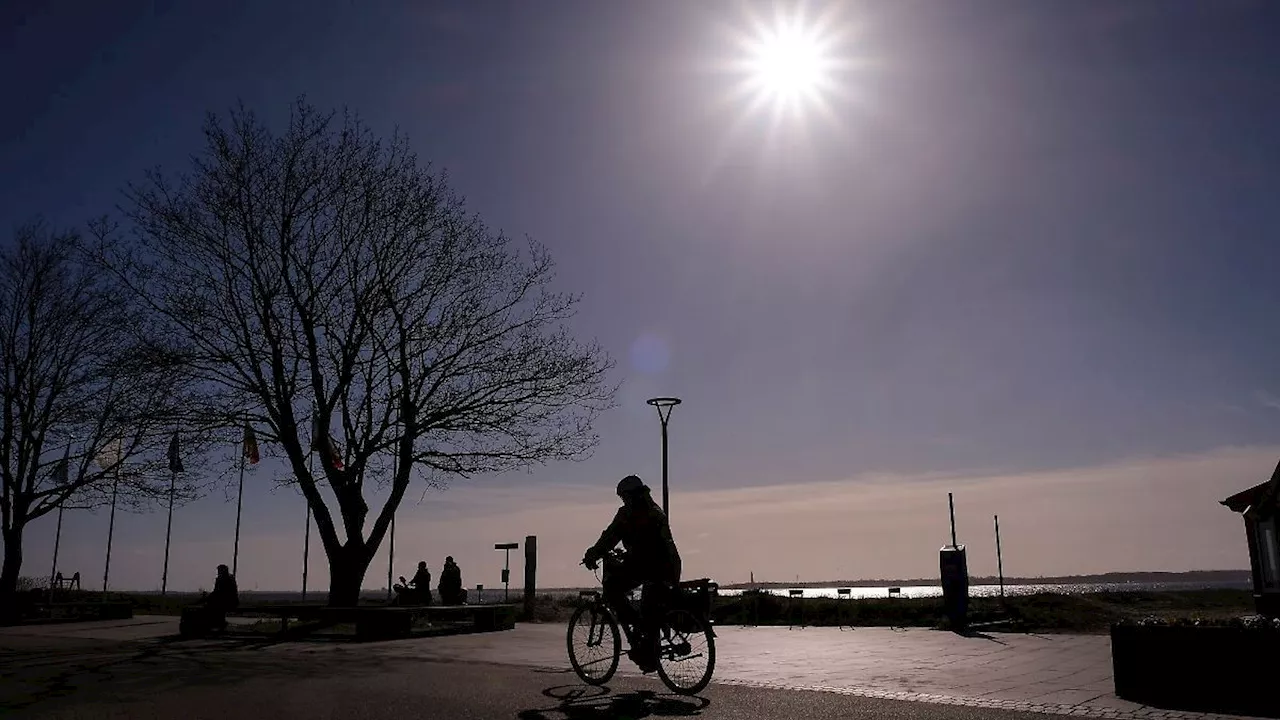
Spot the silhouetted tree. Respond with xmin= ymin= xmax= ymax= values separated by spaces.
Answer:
xmin=96 ymin=99 xmax=615 ymax=605
xmin=0 ymin=223 xmax=196 ymax=615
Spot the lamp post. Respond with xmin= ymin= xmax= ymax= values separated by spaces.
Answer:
xmin=495 ymin=542 xmax=519 ymax=603
xmin=646 ymin=397 xmax=681 ymax=518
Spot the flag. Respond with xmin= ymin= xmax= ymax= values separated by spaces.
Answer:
xmin=326 ymin=434 xmax=344 ymax=470
xmin=168 ymin=431 xmax=184 ymax=473
xmin=95 ymin=438 xmax=122 ymax=472
xmin=242 ymin=424 xmax=259 ymax=465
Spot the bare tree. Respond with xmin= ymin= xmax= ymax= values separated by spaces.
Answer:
xmin=96 ymin=99 xmax=616 ymax=605
xmin=0 ymin=223 xmax=198 ymax=614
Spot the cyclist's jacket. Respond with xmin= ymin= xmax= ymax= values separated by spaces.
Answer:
xmin=589 ymin=497 xmax=682 ymax=582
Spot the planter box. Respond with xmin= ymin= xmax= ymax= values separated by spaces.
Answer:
xmin=1111 ymin=623 xmax=1279 ymax=718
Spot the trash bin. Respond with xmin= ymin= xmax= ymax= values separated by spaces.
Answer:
xmin=939 ymin=544 xmax=969 ymax=630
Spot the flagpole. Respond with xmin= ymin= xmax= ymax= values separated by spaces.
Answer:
xmin=162 ymin=469 xmax=176 ymax=596
xmin=387 ymin=453 xmax=398 ymax=602
xmin=303 ymin=452 xmax=313 ymax=601
xmin=232 ymin=449 xmax=246 ymax=577
xmin=49 ymin=502 xmax=64 ymax=601
xmin=103 ymin=469 xmax=118 ymax=594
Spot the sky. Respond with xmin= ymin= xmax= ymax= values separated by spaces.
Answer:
xmin=3 ymin=0 xmax=1280 ymax=592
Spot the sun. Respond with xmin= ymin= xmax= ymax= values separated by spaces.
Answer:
xmin=730 ymin=6 xmax=845 ymax=119
xmin=746 ymin=21 xmax=830 ymax=104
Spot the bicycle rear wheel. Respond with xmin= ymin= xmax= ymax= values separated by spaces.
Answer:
xmin=567 ymin=602 xmax=621 ymax=685
xmin=653 ymin=608 xmax=716 ymax=695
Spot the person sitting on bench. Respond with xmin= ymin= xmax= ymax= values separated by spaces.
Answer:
xmin=394 ymin=561 xmax=433 ymax=605
xmin=438 ymin=556 xmax=466 ymax=605
xmin=206 ymin=564 xmax=239 ymax=632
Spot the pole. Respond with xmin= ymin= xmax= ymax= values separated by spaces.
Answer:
xmin=504 ymin=548 xmax=510 ymax=603
xmin=48 ymin=503 xmax=64 ymax=600
xmin=948 ymin=492 xmax=957 ymax=548
xmin=660 ymin=419 xmax=669 ymax=518
xmin=232 ymin=453 xmax=246 ymax=577
xmin=162 ymin=471 xmax=176 ymax=595
xmin=995 ymin=514 xmax=1005 ymax=600
xmin=387 ymin=514 xmax=396 ymax=602
xmin=302 ymin=453 xmax=313 ymax=600
xmin=103 ymin=473 xmax=118 ymax=593
xmin=302 ymin=506 xmax=312 ymax=600
xmin=647 ymin=398 xmax=680 ymax=519
xmin=387 ymin=454 xmax=397 ymax=602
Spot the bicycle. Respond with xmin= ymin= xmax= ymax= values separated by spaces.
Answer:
xmin=566 ymin=549 xmax=719 ymax=695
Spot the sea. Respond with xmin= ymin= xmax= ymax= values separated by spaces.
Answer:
xmin=712 ymin=579 xmax=1252 ymax=600
xmin=537 ymin=578 xmax=1252 ymax=601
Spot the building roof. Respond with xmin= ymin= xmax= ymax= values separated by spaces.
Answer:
xmin=1222 ymin=481 xmax=1273 ymax=513
xmin=1222 ymin=458 xmax=1280 ymax=513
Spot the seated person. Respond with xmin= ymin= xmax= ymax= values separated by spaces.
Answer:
xmin=438 ymin=556 xmax=465 ymax=605
xmin=395 ymin=561 xmax=432 ymax=605
xmin=206 ymin=564 xmax=239 ymax=631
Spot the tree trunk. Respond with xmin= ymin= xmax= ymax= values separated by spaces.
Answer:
xmin=0 ymin=525 xmax=25 ymax=623
xmin=327 ymin=544 xmax=372 ymax=607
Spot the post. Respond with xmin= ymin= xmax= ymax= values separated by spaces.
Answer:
xmin=232 ymin=453 xmax=246 ymax=577
xmin=523 ymin=535 xmax=537 ymax=619
xmin=103 ymin=473 xmax=118 ymax=593
xmin=48 ymin=502 xmax=64 ymax=600
xmin=995 ymin=514 xmax=1005 ymax=600
xmin=948 ymin=492 xmax=957 ymax=547
xmin=162 ymin=471 xmax=176 ymax=595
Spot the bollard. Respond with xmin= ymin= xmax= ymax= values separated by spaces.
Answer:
xmin=523 ymin=535 xmax=537 ymax=620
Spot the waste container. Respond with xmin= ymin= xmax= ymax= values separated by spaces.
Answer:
xmin=939 ymin=544 xmax=969 ymax=630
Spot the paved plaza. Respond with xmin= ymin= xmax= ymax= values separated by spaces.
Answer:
xmin=0 ymin=616 xmax=1265 ymax=720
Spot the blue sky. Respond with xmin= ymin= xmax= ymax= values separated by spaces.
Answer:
xmin=4 ymin=0 xmax=1280 ymax=591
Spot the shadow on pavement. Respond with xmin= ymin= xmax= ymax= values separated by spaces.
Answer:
xmin=517 ymin=683 xmax=710 ymax=719
xmin=0 ymin=633 xmax=448 ymax=713
xmin=953 ymin=629 xmax=1009 ymax=645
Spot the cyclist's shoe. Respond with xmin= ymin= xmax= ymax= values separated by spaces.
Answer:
xmin=628 ymin=647 xmax=658 ymax=674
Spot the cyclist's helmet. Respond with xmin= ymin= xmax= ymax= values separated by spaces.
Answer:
xmin=616 ymin=474 xmax=648 ymax=497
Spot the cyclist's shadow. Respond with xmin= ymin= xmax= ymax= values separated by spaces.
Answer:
xmin=517 ymin=684 xmax=710 ymax=719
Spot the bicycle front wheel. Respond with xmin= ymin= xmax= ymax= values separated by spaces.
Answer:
xmin=567 ymin=602 xmax=621 ymax=685
xmin=653 ymin=608 xmax=716 ymax=695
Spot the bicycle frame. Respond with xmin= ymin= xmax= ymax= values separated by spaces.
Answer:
xmin=578 ymin=591 xmax=614 ymax=647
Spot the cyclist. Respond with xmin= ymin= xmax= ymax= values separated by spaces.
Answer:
xmin=582 ymin=475 xmax=682 ymax=673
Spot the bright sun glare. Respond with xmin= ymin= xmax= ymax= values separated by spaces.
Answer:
xmin=733 ymin=7 xmax=844 ymax=118
xmin=749 ymin=24 xmax=826 ymax=100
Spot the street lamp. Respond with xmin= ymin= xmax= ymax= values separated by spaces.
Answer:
xmin=495 ymin=542 xmax=519 ymax=603
xmin=646 ymin=397 xmax=682 ymax=518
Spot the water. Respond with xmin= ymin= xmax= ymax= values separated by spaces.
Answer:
xmin=715 ymin=580 xmax=1251 ymax=600
xmin=541 ymin=579 xmax=1250 ymax=601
